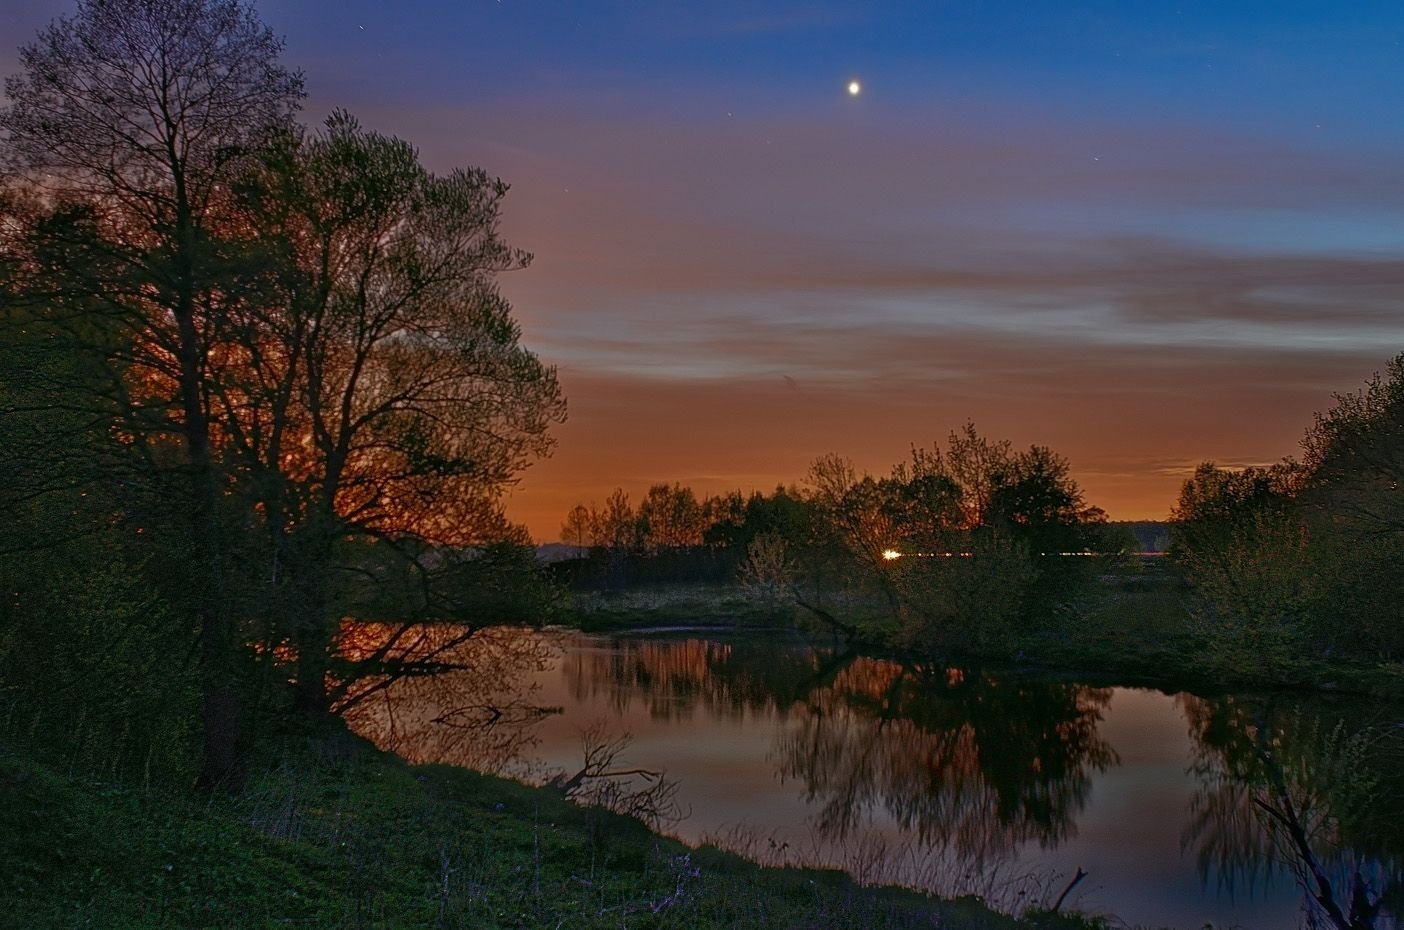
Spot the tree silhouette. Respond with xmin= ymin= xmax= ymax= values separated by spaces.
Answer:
xmin=1 ymin=0 xmax=303 ymax=787
xmin=222 ymin=112 xmax=564 ymax=715
xmin=2 ymin=5 xmax=564 ymax=776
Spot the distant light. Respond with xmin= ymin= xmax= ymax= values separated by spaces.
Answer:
xmin=882 ymin=549 xmax=901 ymax=560
xmin=847 ymin=80 xmax=862 ymax=96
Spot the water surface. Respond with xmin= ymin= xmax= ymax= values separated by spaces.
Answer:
xmin=346 ymin=627 xmax=1403 ymax=929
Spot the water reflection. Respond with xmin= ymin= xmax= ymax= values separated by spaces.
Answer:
xmin=345 ymin=628 xmax=1404 ymax=929
xmin=559 ymin=633 xmax=852 ymax=720
xmin=341 ymin=624 xmax=558 ymax=776
xmin=776 ymin=663 xmax=1117 ymax=865
xmin=1181 ymin=694 xmax=1404 ymax=928
xmin=561 ymin=636 xmax=1116 ymax=863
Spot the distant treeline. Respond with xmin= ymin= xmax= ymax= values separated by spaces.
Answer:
xmin=555 ymin=348 xmax=1404 ymax=681
xmin=1169 ymin=353 xmax=1404 ymax=673
xmin=1112 ymin=521 xmax=1171 ymax=553
xmin=557 ymin=424 xmax=1122 ymax=651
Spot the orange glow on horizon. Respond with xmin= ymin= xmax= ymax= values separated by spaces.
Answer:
xmin=499 ymin=365 xmax=1333 ymax=542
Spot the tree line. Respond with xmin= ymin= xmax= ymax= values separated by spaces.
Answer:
xmin=565 ymin=353 xmax=1404 ymax=683
xmin=562 ymin=424 xmax=1118 ymax=651
xmin=1172 ymin=353 xmax=1404 ymax=674
xmin=0 ymin=0 xmax=564 ymax=787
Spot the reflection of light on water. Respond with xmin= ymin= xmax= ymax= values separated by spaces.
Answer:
xmin=341 ymin=623 xmax=561 ymax=777
xmin=345 ymin=628 xmax=1400 ymax=930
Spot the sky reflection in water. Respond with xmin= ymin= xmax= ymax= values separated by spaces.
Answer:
xmin=346 ymin=628 xmax=1401 ymax=930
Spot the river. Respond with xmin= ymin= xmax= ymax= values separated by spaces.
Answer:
xmin=344 ymin=626 xmax=1404 ymax=929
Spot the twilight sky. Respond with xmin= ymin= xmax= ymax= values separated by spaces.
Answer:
xmin=6 ymin=1 xmax=1404 ymax=539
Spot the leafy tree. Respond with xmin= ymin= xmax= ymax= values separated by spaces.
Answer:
xmin=2 ymin=5 xmax=565 ymax=776
xmin=562 ymin=504 xmax=597 ymax=554
xmin=736 ymin=532 xmax=798 ymax=621
xmin=1170 ymin=358 xmax=1404 ymax=667
xmin=791 ymin=456 xmax=900 ymax=637
xmin=0 ymin=295 xmax=197 ymax=781
xmin=222 ymin=112 xmax=564 ymax=716
xmin=636 ymin=483 xmax=707 ymax=550
xmin=592 ymin=488 xmax=640 ymax=552
xmin=700 ymin=490 xmax=749 ymax=548
xmin=702 ymin=485 xmax=810 ymax=553
xmin=794 ymin=425 xmax=1104 ymax=652
xmin=1 ymin=0 xmax=304 ymax=785
xmin=1303 ymin=353 xmax=1404 ymax=535
xmin=1299 ymin=354 xmax=1404 ymax=657
xmin=1170 ymin=461 xmax=1321 ymax=674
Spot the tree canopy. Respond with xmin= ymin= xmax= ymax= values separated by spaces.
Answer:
xmin=1 ymin=0 xmax=563 ymax=784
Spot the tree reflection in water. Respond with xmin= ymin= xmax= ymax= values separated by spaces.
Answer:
xmin=775 ymin=662 xmax=1117 ymax=867
xmin=556 ymin=635 xmax=1121 ymax=907
xmin=562 ymin=635 xmax=1117 ymax=902
xmin=337 ymin=628 xmax=1404 ymax=925
xmin=340 ymin=623 xmax=559 ymax=776
xmin=558 ymin=633 xmax=855 ymax=721
xmin=1181 ymin=694 xmax=1404 ymax=929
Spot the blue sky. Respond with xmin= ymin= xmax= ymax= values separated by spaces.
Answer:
xmin=5 ymin=0 xmax=1403 ymax=535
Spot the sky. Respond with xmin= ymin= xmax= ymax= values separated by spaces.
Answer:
xmin=5 ymin=1 xmax=1404 ymax=540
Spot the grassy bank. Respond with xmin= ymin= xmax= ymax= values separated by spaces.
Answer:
xmin=559 ymin=567 xmax=1404 ymax=699
xmin=0 ymin=735 xmax=1104 ymax=930
xmin=568 ymin=584 xmax=782 ymax=633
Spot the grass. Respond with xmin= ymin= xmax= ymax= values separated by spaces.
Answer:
xmin=568 ymin=583 xmax=785 ymax=633
xmin=0 ymin=735 xmax=1107 ymax=930
xmin=559 ymin=564 xmax=1404 ymax=699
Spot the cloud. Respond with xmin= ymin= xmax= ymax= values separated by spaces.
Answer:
xmin=416 ymin=95 xmax=1404 ymax=536
xmin=504 ymin=239 xmax=1404 ymax=385
xmin=503 ymin=334 xmax=1385 ymax=536
xmin=11 ymin=25 xmax=1395 ymax=539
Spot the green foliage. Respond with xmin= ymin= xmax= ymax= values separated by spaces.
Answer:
xmin=0 ymin=301 xmax=198 ymax=782
xmin=0 ymin=531 xmax=199 ymax=784
xmin=438 ymin=541 xmax=563 ymax=626
xmin=792 ymin=425 xmax=1106 ymax=654
xmin=735 ymin=532 xmax=800 ymax=622
xmin=637 ymin=483 xmax=708 ymax=550
xmin=1171 ymin=355 xmax=1404 ymax=672
xmin=1299 ymin=353 xmax=1404 ymax=658
xmin=891 ymin=532 xmax=1038 ymax=654
xmin=1171 ymin=461 xmax=1322 ymax=676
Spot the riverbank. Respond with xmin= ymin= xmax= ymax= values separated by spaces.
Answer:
xmin=0 ymin=735 xmax=1105 ymax=930
xmin=560 ymin=569 xmax=1404 ymax=699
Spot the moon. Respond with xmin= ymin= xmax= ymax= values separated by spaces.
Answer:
xmin=847 ymin=79 xmax=862 ymax=96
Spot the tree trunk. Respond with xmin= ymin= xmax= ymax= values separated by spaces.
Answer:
xmin=170 ymin=203 xmax=242 ymax=789
xmin=292 ymin=522 xmax=336 ymax=721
